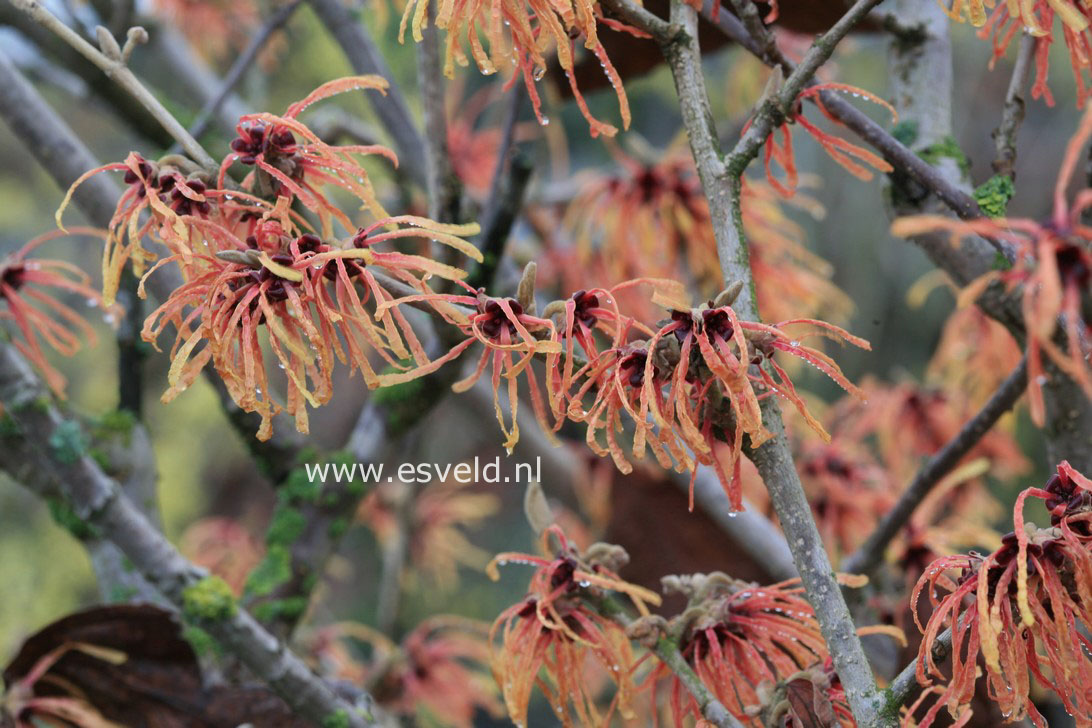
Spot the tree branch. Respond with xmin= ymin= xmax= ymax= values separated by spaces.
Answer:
xmin=307 ymin=0 xmax=428 ymax=186
xmin=841 ymin=355 xmax=1028 ymax=578
xmin=697 ymin=0 xmax=996 ymax=229
xmin=992 ymin=31 xmax=1035 ymax=178
xmin=602 ymin=601 xmax=743 ymax=728
xmin=652 ymin=635 xmax=746 ymax=728
xmin=414 ymin=0 xmax=460 ymax=224
xmin=10 ymin=0 xmax=217 ymax=169
xmin=594 ymin=0 xmax=891 ymax=722
xmin=721 ymin=0 xmax=886 ymax=177
xmin=0 ymin=2 xmax=174 ymax=148
xmin=187 ymin=0 xmax=303 ymax=141
xmin=0 ymin=341 xmax=384 ymax=728
xmin=0 ymin=47 xmax=307 ymax=482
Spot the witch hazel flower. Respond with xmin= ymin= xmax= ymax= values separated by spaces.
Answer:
xmin=486 ymin=526 xmax=661 ymax=727
xmin=753 ymin=82 xmax=895 ymax=199
xmin=398 ymin=0 xmax=640 ymax=137
xmin=56 ymin=153 xmax=213 ymax=305
xmin=143 ymin=213 xmax=482 ymax=440
xmin=219 ymin=76 xmax=398 ymax=237
xmin=641 ymin=572 xmax=834 ymax=726
xmin=641 ymin=291 xmax=870 ymax=509
xmin=0 ymin=229 xmax=119 ymax=397
xmin=892 ymin=102 xmax=1092 ymax=425
xmin=943 ymin=0 xmax=1092 ymax=107
xmin=910 ymin=461 xmax=1092 ymax=727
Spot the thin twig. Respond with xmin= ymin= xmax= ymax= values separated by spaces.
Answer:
xmin=992 ymin=31 xmax=1035 ymax=178
xmin=0 ymin=2 xmax=174 ymax=147
xmin=697 ymin=0 xmax=994 ymax=228
xmin=886 ymin=627 xmax=955 ymax=714
xmin=10 ymin=0 xmax=217 ymax=170
xmin=597 ymin=0 xmax=890 ymax=722
xmin=842 ymin=356 xmax=1029 ymax=578
xmin=187 ymin=0 xmax=303 ymax=141
xmin=721 ymin=0 xmax=887 ymax=177
xmin=602 ymin=602 xmax=743 ymax=728
xmin=0 ymin=341 xmax=383 ymax=728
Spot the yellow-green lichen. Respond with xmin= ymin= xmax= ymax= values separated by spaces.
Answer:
xmin=181 ymin=576 xmax=236 ymax=622
xmin=974 ymin=174 xmax=1015 ymax=218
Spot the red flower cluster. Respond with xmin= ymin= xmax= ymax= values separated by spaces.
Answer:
xmin=0 ymin=229 xmax=117 ymax=397
xmin=546 ymin=281 xmax=868 ymax=510
xmin=60 ymin=77 xmax=482 ymax=440
xmin=911 ymin=462 xmax=1092 ymax=727
xmin=892 ymin=102 xmax=1092 ymax=425
xmin=398 ymin=0 xmax=641 ymax=137
xmin=752 ymin=83 xmax=895 ymax=199
xmin=487 ymin=526 xmax=660 ymax=726
xmin=642 ymin=573 xmax=843 ymax=726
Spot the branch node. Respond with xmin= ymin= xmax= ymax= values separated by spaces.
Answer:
xmin=95 ymin=25 xmax=123 ymax=61
xmin=122 ymin=26 xmax=149 ymax=64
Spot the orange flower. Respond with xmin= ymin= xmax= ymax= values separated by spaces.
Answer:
xmin=841 ymin=378 xmax=1028 ymax=484
xmin=892 ymin=103 xmax=1092 ymax=425
xmin=486 ymin=526 xmax=660 ymax=726
xmin=944 ymin=0 xmax=1092 ymax=106
xmin=557 ymin=147 xmax=849 ymax=322
xmin=310 ymin=618 xmax=502 ymax=728
xmin=643 ymin=574 xmax=834 ymax=726
xmin=797 ymin=439 xmax=896 ymax=558
xmin=927 ymin=305 xmax=1023 ymax=409
xmin=59 ymin=77 xmax=398 ymax=306
xmin=382 ymin=290 xmax=560 ymax=450
xmin=179 ymin=517 xmax=263 ymax=595
xmin=399 ymin=0 xmax=642 ymax=137
xmin=0 ymin=229 xmax=117 ymax=397
xmin=548 ymin=281 xmax=869 ymax=511
xmin=61 ymin=77 xmax=482 ymax=440
xmin=220 ymin=77 xmax=397 ymax=236
xmin=911 ymin=462 xmax=1092 ymax=727
xmin=562 ymin=149 xmax=721 ymax=287
xmin=753 ymin=83 xmax=895 ymax=198
xmin=57 ymin=154 xmax=212 ymax=305
xmin=358 ymin=475 xmax=500 ymax=591
xmin=142 ymin=216 xmax=480 ymax=440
